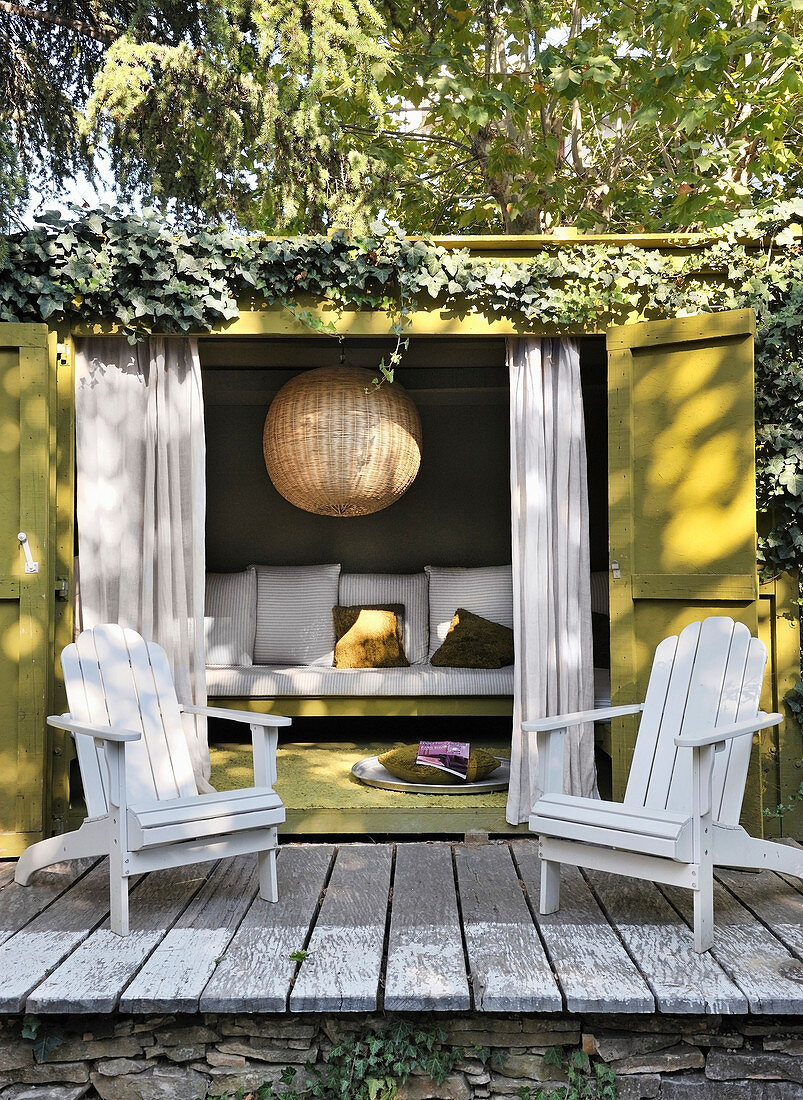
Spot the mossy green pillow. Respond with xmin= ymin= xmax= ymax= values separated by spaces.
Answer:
xmin=333 ymin=605 xmax=409 ymax=668
xmin=430 ymin=608 xmax=514 ymax=668
xmin=377 ymin=743 xmax=501 ymax=784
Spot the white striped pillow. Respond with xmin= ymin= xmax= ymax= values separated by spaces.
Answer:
xmin=204 ymin=570 xmax=256 ymax=667
xmin=339 ymin=573 xmax=429 ymax=665
xmin=252 ymin=564 xmax=341 ymax=666
xmin=425 ymin=565 xmax=513 ymax=658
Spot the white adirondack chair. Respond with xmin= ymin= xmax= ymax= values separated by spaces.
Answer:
xmin=15 ymin=624 xmax=290 ymax=936
xmin=526 ymin=616 xmax=803 ymax=952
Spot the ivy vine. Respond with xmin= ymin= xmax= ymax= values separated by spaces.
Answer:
xmin=1 ymin=203 xmax=802 ymax=583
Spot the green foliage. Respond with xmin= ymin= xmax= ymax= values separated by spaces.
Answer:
xmin=0 ymin=0 xmax=394 ymax=233
xmin=764 ymin=774 xmax=803 ymax=819
xmin=84 ymin=0 xmax=394 ymax=232
xmin=20 ymin=1015 xmax=63 ymax=1062
xmin=0 ymin=1 xmax=205 ymax=226
xmin=208 ymin=1019 xmax=462 ymax=1100
xmin=377 ymin=0 xmax=803 ymax=233
xmin=515 ymin=1047 xmax=617 ymax=1100
xmin=3 ymin=1 xmax=802 ymax=234
xmin=2 ymin=202 xmax=803 ymax=579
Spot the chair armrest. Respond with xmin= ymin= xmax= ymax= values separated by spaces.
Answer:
xmin=522 ymin=703 xmax=643 ymax=733
xmin=181 ymin=703 xmax=292 ymax=727
xmin=47 ymin=714 xmax=142 ymax=743
xmin=675 ymin=711 xmax=783 ymax=748
xmin=247 ymin=725 xmax=281 ymax=789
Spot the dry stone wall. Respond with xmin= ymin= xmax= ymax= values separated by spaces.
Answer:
xmin=0 ymin=1012 xmax=800 ymax=1100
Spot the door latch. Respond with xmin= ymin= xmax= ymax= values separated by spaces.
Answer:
xmin=17 ymin=532 xmax=39 ymax=574
xmin=610 ymin=559 xmax=621 ymax=580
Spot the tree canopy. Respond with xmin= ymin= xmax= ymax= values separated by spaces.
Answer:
xmin=1 ymin=1 xmax=801 ymax=233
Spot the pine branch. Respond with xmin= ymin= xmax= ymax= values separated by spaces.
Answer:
xmin=0 ymin=1 xmax=120 ymax=44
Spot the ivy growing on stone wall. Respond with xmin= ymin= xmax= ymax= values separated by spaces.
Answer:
xmin=1 ymin=203 xmax=802 ymax=581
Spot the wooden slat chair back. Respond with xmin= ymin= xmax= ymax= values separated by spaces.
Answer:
xmin=65 ymin=625 xmax=198 ymax=816
xmin=624 ymin=617 xmax=763 ymax=825
xmin=525 ymin=616 xmax=801 ymax=952
xmin=15 ymin=624 xmax=291 ymax=936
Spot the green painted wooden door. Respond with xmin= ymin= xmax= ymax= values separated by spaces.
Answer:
xmin=0 ymin=324 xmax=54 ymax=855
xmin=606 ymin=309 xmax=764 ymax=817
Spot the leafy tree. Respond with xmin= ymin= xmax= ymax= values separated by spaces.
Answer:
xmin=1 ymin=1 xmax=801 ymax=234
xmin=375 ymin=0 xmax=803 ymax=233
xmin=0 ymin=1 xmax=203 ymax=223
xmin=0 ymin=0 xmax=394 ymax=232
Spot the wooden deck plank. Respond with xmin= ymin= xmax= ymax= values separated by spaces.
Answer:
xmin=772 ymin=839 xmax=803 ymax=897
xmin=455 ymin=842 xmax=561 ymax=1012
xmin=0 ymin=861 xmax=112 ymax=1012
xmin=290 ymin=844 xmax=393 ymax=1013
xmin=26 ymin=865 xmax=209 ymax=1014
xmin=384 ymin=842 xmax=470 ymax=1012
xmin=3 ymin=843 xmax=803 ymax=1017
xmin=587 ymin=870 xmax=748 ymax=1014
xmin=121 ymin=856 xmax=259 ymax=1013
xmin=512 ymin=844 xmax=655 ymax=1013
xmin=661 ymin=877 xmax=803 ymax=1013
xmin=0 ymin=859 xmax=98 ymax=947
xmin=201 ymin=845 xmax=334 ymax=1013
xmin=715 ymin=868 xmax=803 ymax=958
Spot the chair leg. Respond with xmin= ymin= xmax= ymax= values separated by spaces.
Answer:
xmin=109 ymin=869 xmax=130 ymax=937
xmin=258 ymin=829 xmax=279 ymax=903
xmin=693 ymin=869 xmax=714 ymax=953
xmin=540 ymin=859 xmax=561 ymax=914
xmin=14 ymin=819 xmax=109 ymax=885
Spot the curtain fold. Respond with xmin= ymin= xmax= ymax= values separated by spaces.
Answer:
xmin=75 ymin=336 xmax=211 ymax=791
xmin=506 ymin=337 xmax=597 ymax=824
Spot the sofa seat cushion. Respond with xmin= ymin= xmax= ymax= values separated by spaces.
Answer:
xmin=205 ymin=664 xmax=612 ymax=705
xmin=206 ymin=663 xmax=516 ymax=697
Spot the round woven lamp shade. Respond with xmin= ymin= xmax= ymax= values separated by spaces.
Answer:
xmin=263 ymin=365 xmax=423 ymax=517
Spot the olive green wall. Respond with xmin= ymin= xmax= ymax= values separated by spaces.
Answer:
xmin=201 ymin=335 xmax=608 ymax=574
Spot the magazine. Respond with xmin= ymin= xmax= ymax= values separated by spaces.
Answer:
xmin=416 ymin=740 xmax=470 ymax=779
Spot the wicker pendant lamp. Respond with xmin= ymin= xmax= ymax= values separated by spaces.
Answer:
xmin=263 ymin=365 xmax=422 ymax=517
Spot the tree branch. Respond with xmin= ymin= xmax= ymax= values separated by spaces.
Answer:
xmin=0 ymin=1 xmax=120 ymax=44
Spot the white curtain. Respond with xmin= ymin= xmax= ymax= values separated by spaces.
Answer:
xmin=506 ymin=337 xmax=597 ymax=824
xmin=75 ymin=336 xmax=212 ymax=791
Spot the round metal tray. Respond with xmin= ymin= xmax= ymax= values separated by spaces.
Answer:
xmin=351 ymin=755 xmax=509 ymax=794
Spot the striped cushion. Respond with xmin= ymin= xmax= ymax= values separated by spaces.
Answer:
xmin=339 ymin=573 xmax=429 ymax=665
xmin=252 ymin=564 xmax=341 ymax=666
xmin=204 ymin=571 xmax=256 ymax=667
xmin=206 ymin=663 xmax=610 ymax=704
xmin=206 ymin=663 xmax=515 ymax=697
xmin=425 ymin=565 xmax=513 ymax=658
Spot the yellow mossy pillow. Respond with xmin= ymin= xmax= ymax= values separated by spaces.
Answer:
xmin=377 ymin=743 xmax=501 ymax=784
xmin=430 ymin=608 xmax=514 ymax=668
xmin=333 ymin=605 xmax=409 ymax=668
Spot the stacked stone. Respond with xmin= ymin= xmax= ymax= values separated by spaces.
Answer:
xmin=0 ymin=1012 xmax=800 ymax=1099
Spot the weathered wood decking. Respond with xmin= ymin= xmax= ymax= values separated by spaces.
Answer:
xmin=1 ymin=840 xmax=802 ymax=1017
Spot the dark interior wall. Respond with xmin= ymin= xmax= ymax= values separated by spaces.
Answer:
xmin=581 ymin=337 xmax=609 ymax=572
xmin=201 ymin=336 xmax=608 ymax=574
